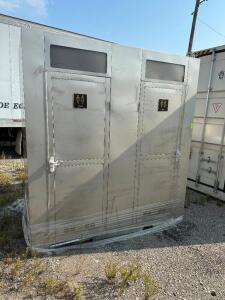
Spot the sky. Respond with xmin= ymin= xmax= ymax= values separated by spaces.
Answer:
xmin=0 ymin=0 xmax=225 ymax=55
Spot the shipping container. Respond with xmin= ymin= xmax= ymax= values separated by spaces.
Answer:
xmin=19 ymin=23 xmax=199 ymax=251
xmin=188 ymin=46 xmax=225 ymax=201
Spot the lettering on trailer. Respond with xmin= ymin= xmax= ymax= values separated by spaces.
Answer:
xmin=0 ymin=101 xmax=24 ymax=109
xmin=212 ymin=103 xmax=222 ymax=113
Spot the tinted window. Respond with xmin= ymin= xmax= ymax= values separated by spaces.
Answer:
xmin=50 ymin=45 xmax=107 ymax=73
xmin=146 ymin=60 xmax=185 ymax=82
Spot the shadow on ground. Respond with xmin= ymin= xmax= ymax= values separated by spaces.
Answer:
xmin=61 ymin=189 xmax=225 ymax=256
xmin=0 ymin=188 xmax=225 ymax=259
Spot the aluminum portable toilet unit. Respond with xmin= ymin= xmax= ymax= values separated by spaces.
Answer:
xmin=188 ymin=46 xmax=225 ymax=201
xmin=21 ymin=25 xmax=199 ymax=250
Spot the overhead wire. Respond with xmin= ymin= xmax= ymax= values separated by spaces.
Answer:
xmin=197 ymin=17 xmax=225 ymax=40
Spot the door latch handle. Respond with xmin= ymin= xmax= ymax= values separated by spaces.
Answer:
xmin=49 ymin=156 xmax=61 ymax=173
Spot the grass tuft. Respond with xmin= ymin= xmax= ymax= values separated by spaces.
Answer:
xmin=42 ymin=277 xmax=68 ymax=295
xmin=9 ymin=256 xmax=23 ymax=277
xmin=14 ymin=162 xmax=26 ymax=182
xmin=142 ymin=272 xmax=160 ymax=299
xmin=22 ymin=246 xmax=38 ymax=259
xmin=73 ymin=285 xmax=83 ymax=300
xmin=104 ymin=262 xmax=160 ymax=298
xmin=105 ymin=262 xmax=118 ymax=282
xmin=0 ymin=171 xmax=12 ymax=185
xmin=119 ymin=264 xmax=141 ymax=289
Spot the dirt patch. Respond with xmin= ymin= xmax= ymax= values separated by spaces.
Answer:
xmin=0 ymin=159 xmax=26 ymax=183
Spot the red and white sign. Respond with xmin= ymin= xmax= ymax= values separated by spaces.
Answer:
xmin=212 ymin=103 xmax=222 ymax=113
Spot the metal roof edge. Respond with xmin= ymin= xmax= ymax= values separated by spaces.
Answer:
xmin=193 ymin=45 xmax=225 ymax=57
xmin=0 ymin=13 xmax=112 ymax=44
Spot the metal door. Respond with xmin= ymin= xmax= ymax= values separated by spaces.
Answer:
xmin=47 ymin=72 xmax=109 ymax=245
xmin=138 ymin=82 xmax=185 ymax=208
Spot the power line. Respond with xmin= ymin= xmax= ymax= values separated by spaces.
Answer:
xmin=197 ymin=17 xmax=225 ymax=40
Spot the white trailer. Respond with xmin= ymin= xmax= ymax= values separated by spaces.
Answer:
xmin=0 ymin=21 xmax=24 ymax=126
xmin=0 ymin=17 xmax=24 ymax=155
xmin=188 ymin=46 xmax=225 ymax=201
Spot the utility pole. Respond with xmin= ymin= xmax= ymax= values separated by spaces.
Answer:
xmin=187 ymin=0 xmax=207 ymax=56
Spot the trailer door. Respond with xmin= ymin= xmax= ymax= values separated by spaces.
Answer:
xmin=138 ymin=59 xmax=186 ymax=212
xmin=46 ymin=72 xmax=110 ymax=245
xmin=44 ymin=40 xmax=111 ymax=246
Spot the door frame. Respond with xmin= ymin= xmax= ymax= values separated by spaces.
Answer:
xmin=44 ymin=71 xmax=111 ymax=244
xmin=135 ymin=80 xmax=187 ymax=207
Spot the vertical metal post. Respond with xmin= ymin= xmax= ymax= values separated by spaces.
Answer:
xmin=195 ymin=49 xmax=215 ymax=185
xmin=187 ymin=0 xmax=201 ymax=56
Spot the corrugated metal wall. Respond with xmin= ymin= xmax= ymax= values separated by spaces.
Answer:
xmin=188 ymin=47 xmax=225 ymax=201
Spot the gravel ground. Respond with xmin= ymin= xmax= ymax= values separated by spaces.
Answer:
xmin=55 ymin=191 xmax=225 ymax=300
xmin=0 ymin=189 xmax=225 ymax=299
